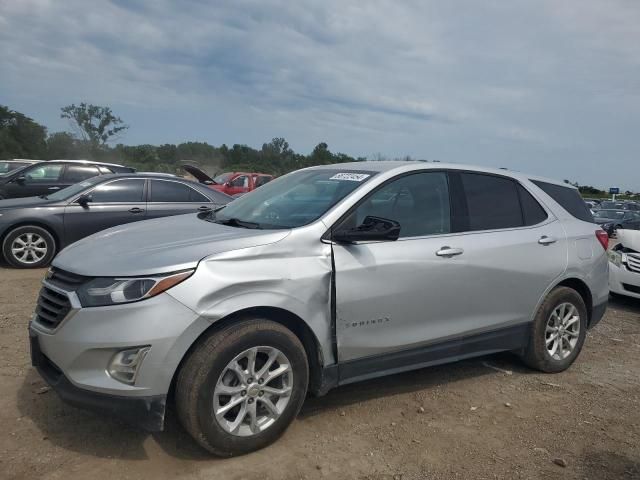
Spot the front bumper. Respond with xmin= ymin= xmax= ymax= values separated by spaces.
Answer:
xmin=30 ymin=330 xmax=166 ymax=431
xmin=609 ymin=261 xmax=640 ymax=299
xmin=29 ymin=287 xmax=213 ymax=431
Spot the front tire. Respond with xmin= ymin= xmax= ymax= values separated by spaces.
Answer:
xmin=521 ymin=287 xmax=587 ymax=373
xmin=175 ymin=319 xmax=309 ymax=456
xmin=2 ymin=225 xmax=56 ymax=268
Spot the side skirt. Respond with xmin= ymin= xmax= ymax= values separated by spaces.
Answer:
xmin=314 ymin=323 xmax=530 ymax=395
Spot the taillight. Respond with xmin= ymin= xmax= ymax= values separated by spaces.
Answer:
xmin=595 ymin=230 xmax=609 ymax=251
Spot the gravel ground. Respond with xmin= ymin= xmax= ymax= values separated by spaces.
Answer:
xmin=0 ymin=266 xmax=639 ymax=480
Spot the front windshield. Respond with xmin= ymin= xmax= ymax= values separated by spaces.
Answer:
xmin=594 ymin=210 xmax=625 ymax=219
xmin=209 ymin=169 xmax=376 ymax=229
xmin=213 ymin=172 xmax=232 ymax=184
xmin=0 ymin=162 xmax=25 ymax=175
xmin=44 ymin=177 xmax=104 ymax=201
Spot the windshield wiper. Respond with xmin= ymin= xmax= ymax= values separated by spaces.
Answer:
xmin=215 ymin=217 xmax=261 ymax=229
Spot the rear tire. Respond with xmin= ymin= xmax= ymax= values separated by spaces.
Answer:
xmin=521 ymin=287 xmax=587 ymax=373
xmin=175 ymin=318 xmax=309 ymax=456
xmin=2 ymin=225 xmax=56 ymax=268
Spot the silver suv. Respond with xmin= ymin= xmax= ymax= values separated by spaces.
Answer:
xmin=29 ymin=162 xmax=608 ymax=456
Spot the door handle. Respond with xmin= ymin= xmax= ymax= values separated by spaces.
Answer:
xmin=197 ymin=206 xmax=212 ymax=212
xmin=128 ymin=208 xmax=145 ymax=214
xmin=435 ymin=246 xmax=464 ymax=257
xmin=48 ymin=187 xmax=60 ymax=190
xmin=538 ymin=235 xmax=557 ymax=245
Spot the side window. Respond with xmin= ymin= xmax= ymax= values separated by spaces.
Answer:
xmin=531 ymin=180 xmax=593 ymax=223
xmin=63 ymin=165 xmax=100 ymax=183
xmin=230 ymin=175 xmax=249 ymax=188
xmin=342 ymin=172 xmax=451 ymax=238
xmin=89 ymin=179 xmax=145 ymax=203
xmin=255 ymin=175 xmax=271 ymax=188
xmin=23 ymin=164 xmax=64 ymax=183
xmin=459 ymin=173 xmax=523 ymax=231
xmin=517 ymin=184 xmax=548 ymax=226
xmin=150 ymin=180 xmax=208 ymax=203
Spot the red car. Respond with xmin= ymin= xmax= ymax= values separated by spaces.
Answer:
xmin=183 ymin=165 xmax=273 ymax=197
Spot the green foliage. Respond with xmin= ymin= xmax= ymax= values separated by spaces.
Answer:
xmin=60 ymin=103 xmax=128 ymax=148
xmin=45 ymin=132 xmax=83 ymax=159
xmin=0 ymin=105 xmax=47 ymax=158
xmin=1 ymin=104 xmax=362 ymax=177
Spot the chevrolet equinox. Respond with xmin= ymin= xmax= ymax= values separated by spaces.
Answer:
xmin=29 ymin=162 xmax=608 ymax=456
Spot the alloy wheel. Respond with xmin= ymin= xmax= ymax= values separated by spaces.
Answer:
xmin=213 ymin=346 xmax=293 ymax=437
xmin=11 ymin=233 xmax=48 ymax=265
xmin=545 ymin=302 xmax=580 ymax=360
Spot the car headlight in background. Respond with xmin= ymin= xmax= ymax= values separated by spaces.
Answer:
xmin=76 ymin=270 xmax=194 ymax=307
xmin=607 ymin=250 xmax=626 ymax=268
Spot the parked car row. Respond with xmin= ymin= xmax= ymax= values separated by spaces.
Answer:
xmin=0 ymin=159 xmax=135 ymax=200
xmin=0 ymin=172 xmax=232 ymax=268
xmin=27 ymin=161 xmax=609 ymax=456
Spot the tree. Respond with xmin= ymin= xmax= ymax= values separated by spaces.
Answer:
xmin=309 ymin=142 xmax=334 ymax=165
xmin=46 ymin=132 xmax=80 ymax=159
xmin=60 ymin=103 xmax=128 ymax=148
xmin=0 ymin=105 xmax=47 ymax=158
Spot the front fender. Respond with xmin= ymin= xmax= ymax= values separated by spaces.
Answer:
xmin=167 ymin=239 xmax=335 ymax=364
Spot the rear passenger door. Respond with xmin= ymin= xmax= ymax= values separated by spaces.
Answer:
xmin=440 ymin=171 xmax=567 ymax=337
xmin=63 ymin=179 xmax=147 ymax=245
xmin=60 ymin=165 xmax=101 ymax=188
xmin=146 ymin=179 xmax=214 ymax=219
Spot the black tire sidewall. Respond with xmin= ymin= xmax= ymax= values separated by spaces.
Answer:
xmin=528 ymin=287 xmax=587 ymax=372
xmin=2 ymin=226 xmax=56 ymax=268
xmin=194 ymin=325 xmax=308 ymax=456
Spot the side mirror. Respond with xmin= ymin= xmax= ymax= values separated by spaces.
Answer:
xmin=333 ymin=216 xmax=401 ymax=243
xmin=77 ymin=194 xmax=92 ymax=206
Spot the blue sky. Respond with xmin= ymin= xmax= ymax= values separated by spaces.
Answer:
xmin=1 ymin=0 xmax=639 ymax=190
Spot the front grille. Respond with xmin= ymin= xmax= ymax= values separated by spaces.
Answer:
xmin=46 ymin=267 xmax=88 ymax=290
xmin=625 ymin=253 xmax=640 ymax=273
xmin=622 ymin=283 xmax=640 ymax=295
xmin=35 ymin=286 xmax=72 ymax=329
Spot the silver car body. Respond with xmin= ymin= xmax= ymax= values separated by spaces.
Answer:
xmin=29 ymin=161 xmax=608 ymax=430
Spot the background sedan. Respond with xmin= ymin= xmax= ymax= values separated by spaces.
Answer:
xmin=593 ymin=209 xmax=640 ymax=237
xmin=0 ymin=173 xmax=232 ymax=268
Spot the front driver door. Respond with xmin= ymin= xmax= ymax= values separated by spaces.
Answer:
xmin=5 ymin=163 xmax=65 ymax=198
xmin=332 ymin=171 xmax=459 ymax=362
xmin=63 ymin=178 xmax=147 ymax=245
xmin=226 ymin=175 xmax=250 ymax=196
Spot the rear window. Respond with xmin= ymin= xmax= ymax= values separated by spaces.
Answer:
xmin=531 ymin=180 xmax=593 ymax=223
xmin=459 ymin=173 xmax=524 ymax=231
xmin=517 ymin=185 xmax=548 ymax=225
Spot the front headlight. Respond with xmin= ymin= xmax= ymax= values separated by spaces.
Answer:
xmin=76 ymin=270 xmax=194 ymax=307
xmin=607 ymin=250 xmax=626 ymax=268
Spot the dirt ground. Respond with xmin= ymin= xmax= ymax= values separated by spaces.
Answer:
xmin=0 ymin=266 xmax=639 ymax=480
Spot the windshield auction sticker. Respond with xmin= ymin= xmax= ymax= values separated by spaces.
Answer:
xmin=329 ymin=173 xmax=370 ymax=182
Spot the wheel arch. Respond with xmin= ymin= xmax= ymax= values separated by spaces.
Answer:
xmin=553 ymin=277 xmax=594 ymax=326
xmin=1 ymin=221 xmax=61 ymax=256
xmin=169 ymin=306 xmax=327 ymax=401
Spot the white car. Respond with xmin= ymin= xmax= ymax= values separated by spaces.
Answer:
xmin=608 ymin=229 xmax=640 ymax=299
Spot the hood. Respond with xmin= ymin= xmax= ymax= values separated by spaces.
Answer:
xmin=617 ymin=229 xmax=640 ymax=252
xmin=0 ymin=195 xmax=58 ymax=209
xmin=53 ymin=213 xmax=290 ymax=276
xmin=183 ymin=165 xmax=216 ymax=184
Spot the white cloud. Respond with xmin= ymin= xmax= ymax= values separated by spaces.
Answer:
xmin=0 ymin=0 xmax=639 ymax=188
